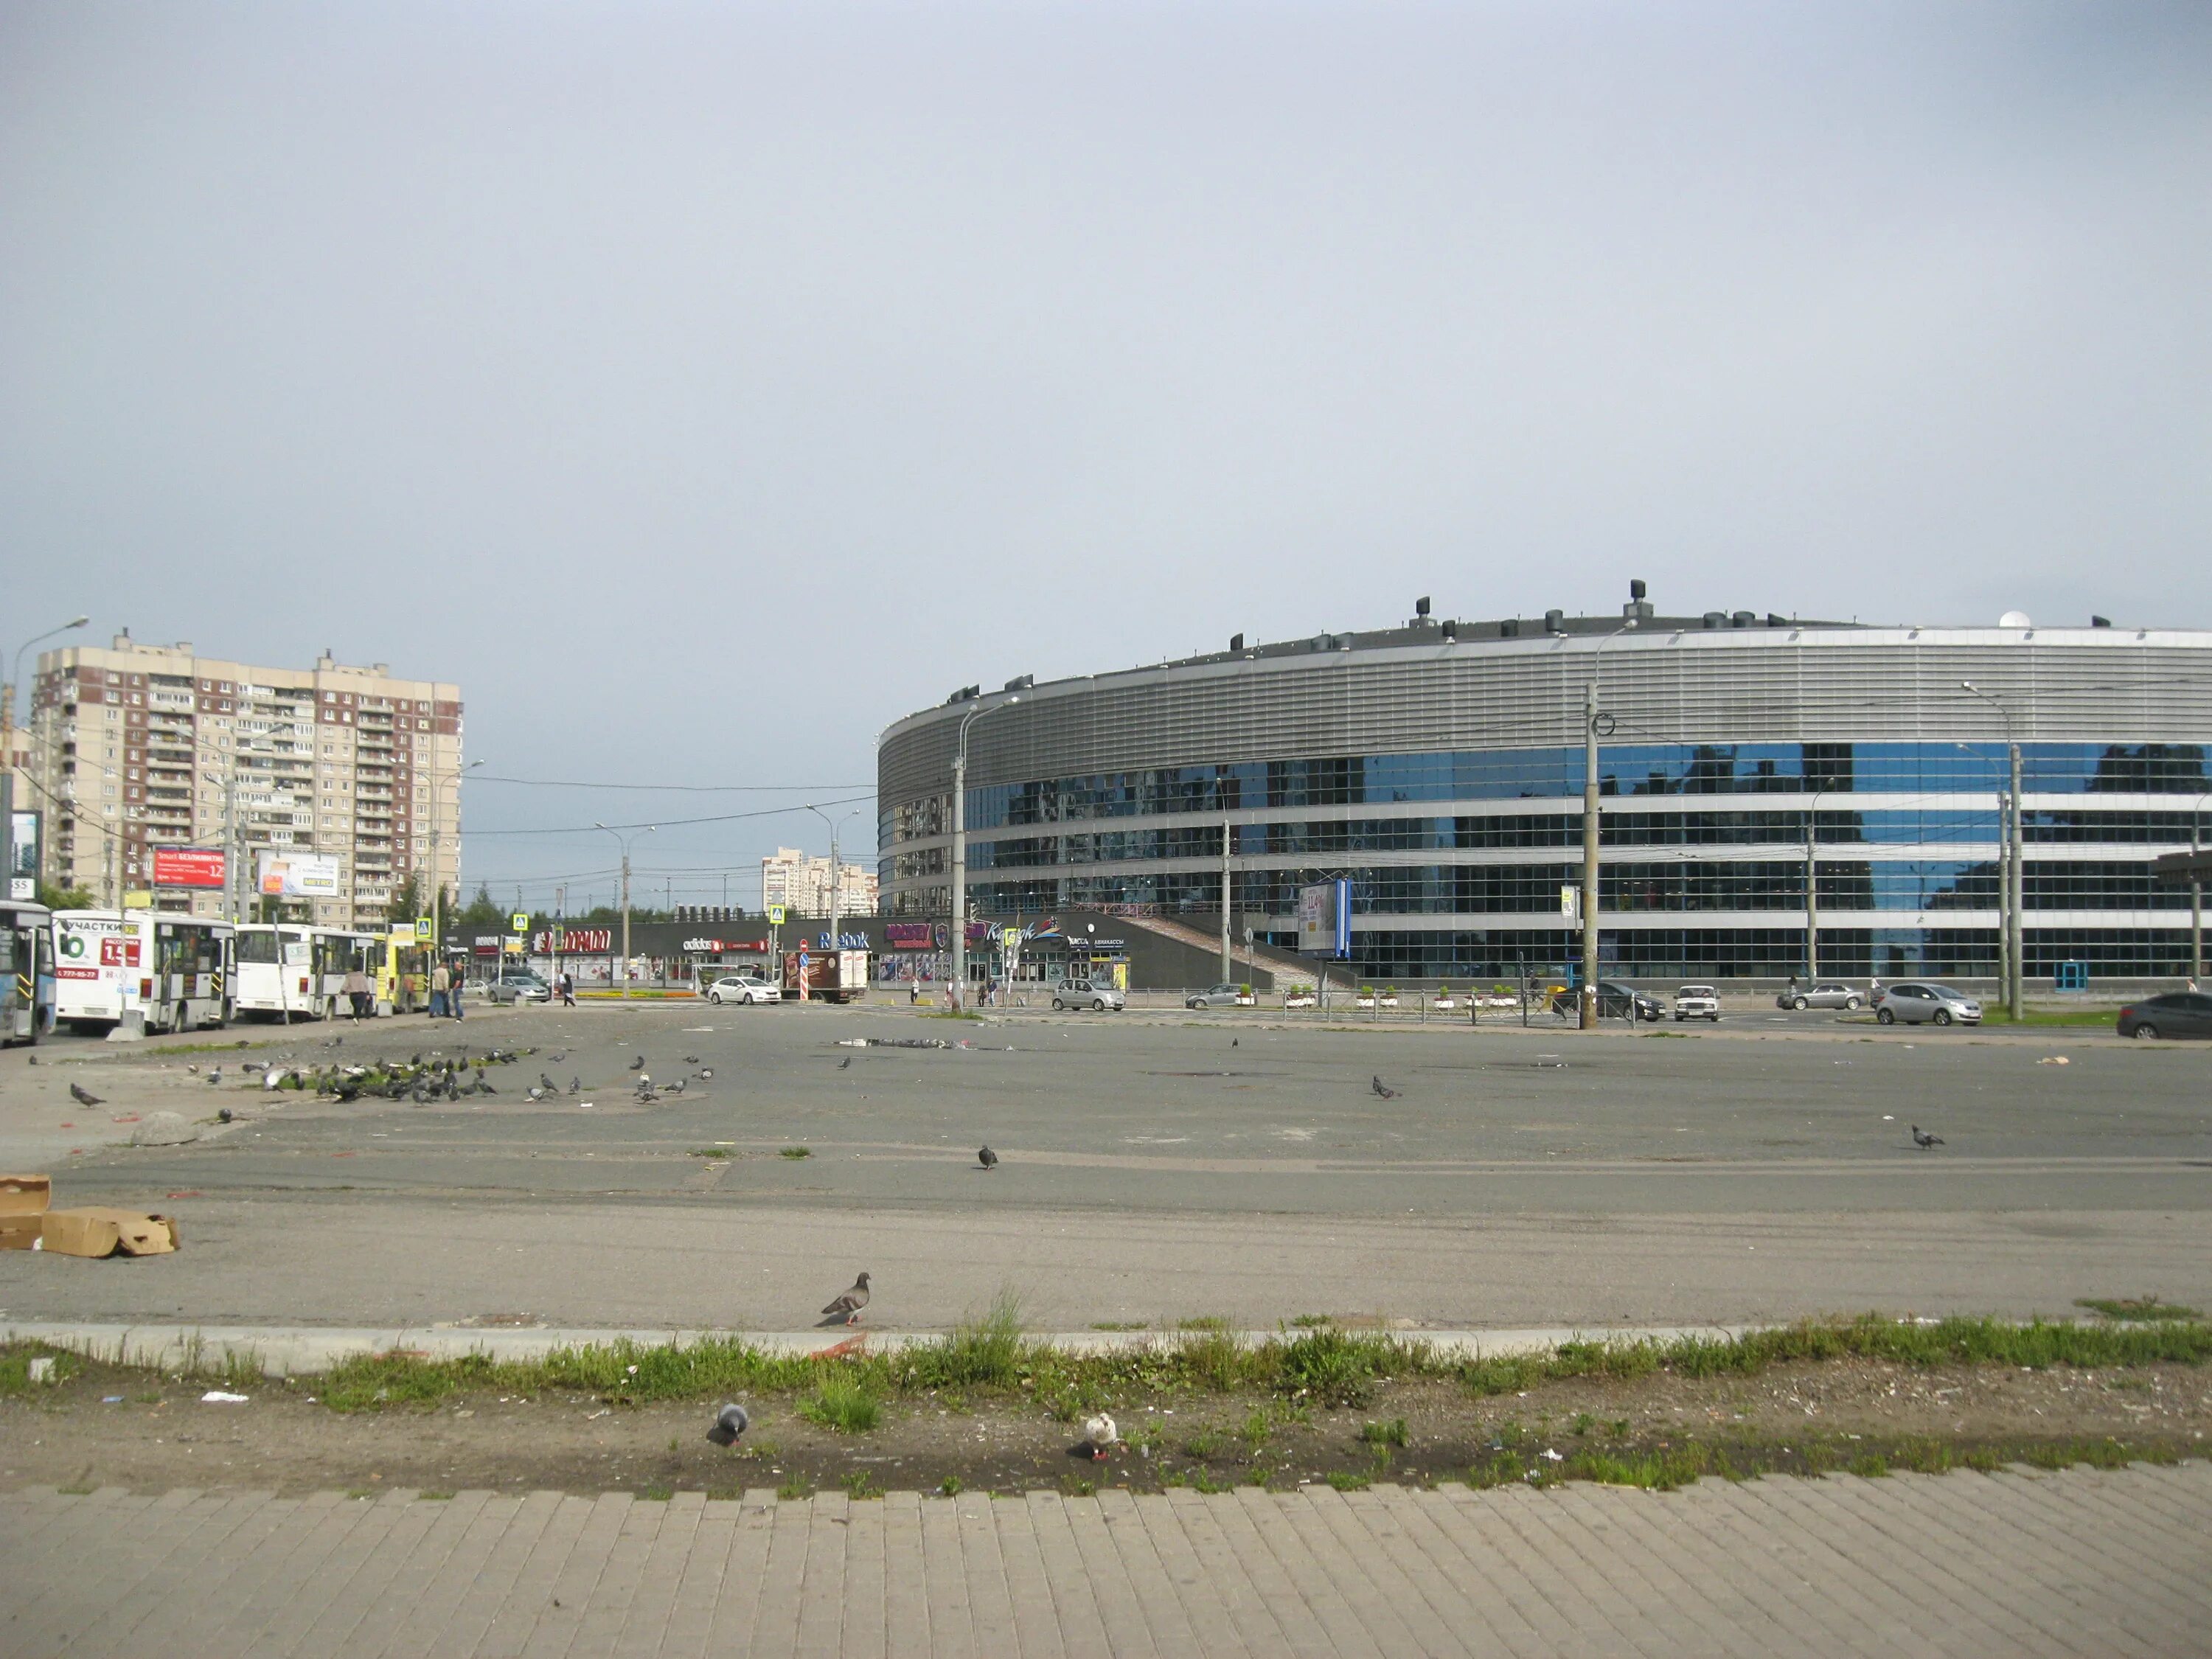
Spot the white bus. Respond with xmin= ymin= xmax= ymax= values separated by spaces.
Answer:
xmin=52 ymin=910 xmax=234 ymax=1035
xmin=234 ymin=924 xmax=388 ymax=1020
xmin=1 ymin=897 xmax=56 ymax=1046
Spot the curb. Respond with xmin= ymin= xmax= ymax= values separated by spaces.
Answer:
xmin=1 ymin=1319 xmax=1762 ymax=1377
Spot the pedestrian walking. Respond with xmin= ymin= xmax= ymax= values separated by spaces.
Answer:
xmin=558 ymin=970 xmax=575 ymax=1006
xmin=343 ymin=965 xmax=372 ymax=1023
xmin=449 ymin=964 xmax=466 ymax=1020
xmin=430 ymin=961 xmax=451 ymax=1019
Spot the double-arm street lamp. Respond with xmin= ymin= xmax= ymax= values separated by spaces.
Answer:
xmin=801 ymin=803 xmax=864 ymax=959
xmin=1579 ymin=618 xmax=1639 ymax=1029
xmin=948 ymin=695 xmax=1020 ymax=1009
xmin=1961 ymin=681 xmax=2025 ymax=1020
xmin=593 ymin=821 xmax=656 ymax=998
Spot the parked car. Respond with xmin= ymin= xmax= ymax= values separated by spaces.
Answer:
xmin=486 ymin=970 xmax=550 ymax=1005
xmin=706 ymin=974 xmax=780 ymax=1006
xmin=1672 ymin=984 xmax=1721 ymax=1022
xmin=1776 ymin=981 xmax=1865 ymax=1011
xmin=1873 ymin=982 xmax=1982 ymax=1026
xmin=2116 ymin=992 xmax=2212 ymax=1040
xmin=1550 ymin=979 xmax=1663 ymax=1021
xmin=1052 ymin=978 xmax=1126 ymax=1012
xmin=1186 ymin=983 xmax=1248 ymax=1009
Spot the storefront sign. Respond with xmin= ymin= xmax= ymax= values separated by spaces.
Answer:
xmin=532 ymin=927 xmax=612 ymax=953
xmin=885 ymin=922 xmax=937 ymax=951
xmin=681 ymin=936 xmax=771 ymax=953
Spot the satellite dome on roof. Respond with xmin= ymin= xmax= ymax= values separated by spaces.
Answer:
xmin=1999 ymin=611 xmax=2032 ymax=628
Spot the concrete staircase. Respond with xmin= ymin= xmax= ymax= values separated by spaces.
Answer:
xmin=1103 ymin=909 xmax=1357 ymax=990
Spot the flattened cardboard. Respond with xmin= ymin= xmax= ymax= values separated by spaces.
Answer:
xmin=0 ymin=1174 xmax=51 ymax=1215
xmin=0 ymin=1217 xmax=41 ymax=1251
xmin=40 ymin=1207 xmax=181 ymax=1258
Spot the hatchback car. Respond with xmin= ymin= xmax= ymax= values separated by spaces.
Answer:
xmin=486 ymin=971 xmax=550 ymax=1005
xmin=706 ymin=974 xmax=779 ymax=1006
xmin=1550 ymin=979 xmax=1663 ymax=1021
xmin=1673 ymin=985 xmax=1721 ymax=1022
xmin=1052 ymin=978 xmax=1126 ymax=1012
xmin=1185 ymin=983 xmax=1249 ymax=1009
xmin=1873 ymin=982 xmax=1982 ymax=1026
xmin=2116 ymin=992 xmax=2212 ymax=1040
xmin=1776 ymin=981 xmax=1865 ymax=1011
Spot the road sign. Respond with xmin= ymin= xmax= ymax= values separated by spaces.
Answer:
xmin=1559 ymin=885 xmax=1581 ymax=922
xmin=511 ymin=912 xmax=529 ymax=933
xmin=768 ymin=905 xmax=786 ymax=925
xmin=415 ymin=918 xmax=434 ymax=942
xmin=1001 ymin=926 xmax=1021 ymax=951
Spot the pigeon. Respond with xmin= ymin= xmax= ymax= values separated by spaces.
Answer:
xmin=684 ymin=1054 xmax=700 ymax=1065
xmin=568 ymin=1077 xmax=581 ymax=1095
xmin=187 ymin=1063 xmax=200 ymax=1074
xmin=664 ymin=1078 xmax=685 ymax=1096
xmin=1372 ymin=1075 xmax=1399 ymax=1099
xmin=822 ymin=1272 xmax=872 ymax=1325
xmin=706 ymin=1402 xmax=751 ymax=1447
xmin=264 ymin=1068 xmax=288 ymax=1091
xmin=205 ymin=1068 xmax=222 ymax=1085
xmin=698 ymin=1068 xmax=713 ymax=1080
xmin=629 ymin=1055 xmax=645 ymax=1071
xmin=217 ymin=1106 xmax=234 ymax=1124
xmin=243 ymin=1062 xmax=265 ymax=1074
xmin=1911 ymin=1125 xmax=1945 ymax=1150
xmin=978 ymin=1145 xmax=998 ymax=1171
xmin=1231 ymin=1038 xmax=1239 ymax=1048
xmin=69 ymin=1082 xmax=102 ymax=1107
xmin=540 ymin=1074 xmax=557 ymax=1092
xmin=527 ymin=1086 xmax=546 ymax=1102
xmin=1082 ymin=1413 xmax=1119 ymax=1461
xmin=839 ymin=1056 xmax=852 ymax=1069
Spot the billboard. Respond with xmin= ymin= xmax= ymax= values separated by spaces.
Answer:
xmin=7 ymin=808 xmax=38 ymax=901
xmin=1297 ymin=879 xmax=1353 ymax=957
xmin=152 ymin=846 xmax=227 ymax=888
xmin=257 ymin=849 xmax=343 ymax=897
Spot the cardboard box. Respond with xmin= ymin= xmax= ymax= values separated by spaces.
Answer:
xmin=40 ymin=1208 xmax=181 ymax=1259
xmin=0 ymin=1174 xmax=51 ymax=1250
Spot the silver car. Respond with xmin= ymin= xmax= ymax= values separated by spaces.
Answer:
xmin=1052 ymin=978 xmax=1126 ymax=1012
xmin=487 ymin=971 xmax=550 ymax=1005
xmin=1185 ymin=983 xmax=1249 ymax=1009
xmin=706 ymin=975 xmax=779 ymax=1006
xmin=1778 ymin=981 xmax=1865 ymax=1011
xmin=1874 ymin=981 xmax=1982 ymax=1026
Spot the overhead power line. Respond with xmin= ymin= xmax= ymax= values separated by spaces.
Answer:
xmin=469 ymin=776 xmax=874 ymax=793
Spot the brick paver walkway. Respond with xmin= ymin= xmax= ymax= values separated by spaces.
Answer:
xmin=4 ymin=1464 xmax=2207 ymax=1656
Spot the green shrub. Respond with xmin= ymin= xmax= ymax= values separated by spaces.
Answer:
xmin=799 ymin=1372 xmax=880 ymax=1433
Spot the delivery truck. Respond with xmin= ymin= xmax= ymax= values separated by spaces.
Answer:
xmin=784 ymin=947 xmax=870 ymax=1003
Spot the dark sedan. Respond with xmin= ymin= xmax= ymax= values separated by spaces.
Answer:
xmin=1550 ymin=978 xmax=1664 ymax=1022
xmin=2116 ymin=992 xmax=2212 ymax=1040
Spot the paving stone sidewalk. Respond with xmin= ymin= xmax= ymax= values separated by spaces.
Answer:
xmin=4 ymin=1464 xmax=2207 ymax=1657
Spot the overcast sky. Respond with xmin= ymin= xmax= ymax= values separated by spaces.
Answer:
xmin=5 ymin=1 xmax=2208 ymax=911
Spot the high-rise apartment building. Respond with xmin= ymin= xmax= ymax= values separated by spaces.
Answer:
xmin=23 ymin=633 xmax=463 ymax=928
xmin=760 ymin=846 xmax=878 ymax=918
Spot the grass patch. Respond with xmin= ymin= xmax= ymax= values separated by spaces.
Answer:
xmin=0 ymin=1346 xmax=80 ymax=1394
xmin=841 ymin=1471 xmax=883 ymax=1500
xmin=798 ymin=1374 xmax=880 ymax=1434
xmin=1360 ymin=1418 xmax=1410 ymax=1448
xmin=1977 ymin=1006 xmax=2125 ymax=1027
xmin=915 ymin=1290 xmax=1025 ymax=1390
xmin=1326 ymin=1470 xmax=1371 ymax=1492
xmin=420 ymin=1489 xmax=456 ymax=1500
xmin=2076 ymin=1296 xmax=2202 ymax=1323
xmin=779 ymin=1147 xmax=812 ymax=1160
xmin=1090 ymin=1321 xmax=1148 ymax=1332
xmin=777 ymin=1478 xmax=810 ymax=1500
xmin=1287 ymin=1314 xmax=1335 ymax=1328
xmin=689 ymin=1147 xmax=732 ymax=1160
xmin=939 ymin=1475 xmax=962 ymax=1496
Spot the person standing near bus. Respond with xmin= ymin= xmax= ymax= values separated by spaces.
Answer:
xmin=448 ymin=959 xmax=466 ymax=1020
xmin=343 ymin=965 xmax=372 ymax=1023
xmin=557 ymin=970 xmax=575 ymax=1006
xmin=430 ymin=960 xmax=451 ymax=1019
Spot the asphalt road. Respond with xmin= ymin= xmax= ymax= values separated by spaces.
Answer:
xmin=2 ymin=999 xmax=2206 ymax=1332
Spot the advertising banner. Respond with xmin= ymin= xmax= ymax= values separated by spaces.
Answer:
xmin=1297 ymin=880 xmax=1353 ymax=957
xmin=257 ymin=849 xmax=343 ymax=897
xmin=152 ymin=846 xmax=227 ymax=888
xmin=7 ymin=808 xmax=38 ymax=901
xmin=884 ymin=922 xmax=936 ymax=952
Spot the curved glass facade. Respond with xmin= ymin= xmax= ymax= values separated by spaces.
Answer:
xmin=880 ymin=627 xmax=2212 ymax=981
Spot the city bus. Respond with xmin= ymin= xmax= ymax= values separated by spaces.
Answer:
xmin=380 ymin=931 xmax=429 ymax=1013
xmin=234 ymin=924 xmax=390 ymax=1019
xmin=52 ymin=910 xmax=234 ymax=1034
xmin=1 ymin=897 xmax=55 ymax=1046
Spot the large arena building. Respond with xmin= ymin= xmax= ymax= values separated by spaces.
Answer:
xmin=876 ymin=597 xmax=2212 ymax=984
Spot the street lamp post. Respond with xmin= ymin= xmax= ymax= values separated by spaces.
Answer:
xmin=1804 ymin=786 xmax=1826 ymax=981
xmin=594 ymin=822 xmax=655 ymax=998
xmin=1579 ymin=619 xmax=1638 ymax=1029
xmin=1962 ymin=682 xmax=2024 ymax=1020
xmin=949 ymin=695 xmax=1020 ymax=1011
xmin=1 ymin=615 xmax=89 ymax=895
xmin=802 ymin=803 xmax=863 ymax=963
xmin=422 ymin=758 xmax=486 ymax=954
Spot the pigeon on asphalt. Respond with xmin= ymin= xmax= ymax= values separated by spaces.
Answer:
xmin=1371 ymin=1075 xmax=1399 ymax=1099
xmin=822 ymin=1273 xmax=872 ymax=1325
xmin=1082 ymin=1413 xmax=1119 ymax=1461
xmin=698 ymin=1068 xmax=713 ymax=1080
xmin=706 ymin=1402 xmax=751 ymax=1447
xmin=187 ymin=1063 xmax=200 ymax=1074
xmin=568 ymin=1077 xmax=581 ymax=1095
xmin=629 ymin=1055 xmax=645 ymax=1071
xmin=684 ymin=1054 xmax=700 ymax=1065
xmin=540 ymin=1073 xmax=557 ymax=1092
xmin=527 ymin=1086 xmax=546 ymax=1102
xmin=205 ymin=1068 xmax=222 ymax=1084
xmin=664 ymin=1078 xmax=685 ymax=1096
xmin=978 ymin=1145 xmax=998 ymax=1171
xmin=1231 ymin=1038 xmax=1238 ymax=1048
xmin=69 ymin=1082 xmax=102 ymax=1107
xmin=839 ymin=1056 xmax=852 ymax=1069
xmin=1911 ymin=1124 xmax=1945 ymax=1150
xmin=217 ymin=1107 xmax=234 ymax=1124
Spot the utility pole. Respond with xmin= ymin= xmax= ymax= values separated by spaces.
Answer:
xmin=1804 ymin=793 xmax=1820 ymax=981
xmin=1963 ymin=683 xmax=2025 ymax=1019
xmin=594 ymin=823 xmax=654 ymax=999
xmin=949 ymin=695 xmax=1019 ymax=1012
xmin=2008 ymin=737 xmax=2024 ymax=1018
xmin=2193 ymin=800 xmax=2204 ymax=981
xmin=1580 ymin=611 xmax=1639 ymax=1029
xmin=1220 ymin=815 xmax=1233 ymax=982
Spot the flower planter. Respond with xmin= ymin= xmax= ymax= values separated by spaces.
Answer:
xmin=1283 ymin=995 xmax=1318 ymax=1009
xmin=1377 ymin=995 xmax=1401 ymax=1009
xmin=1354 ymin=997 xmax=1377 ymax=1010
xmin=1235 ymin=994 xmax=1256 ymax=1006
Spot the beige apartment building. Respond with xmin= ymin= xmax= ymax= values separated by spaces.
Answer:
xmin=21 ymin=633 xmax=463 ymax=928
xmin=760 ymin=846 xmax=878 ymax=918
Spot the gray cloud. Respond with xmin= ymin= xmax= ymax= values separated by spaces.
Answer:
xmin=4 ymin=1 xmax=2206 ymax=908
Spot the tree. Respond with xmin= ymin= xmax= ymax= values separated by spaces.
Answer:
xmin=38 ymin=880 xmax=93 ymax=911
xmin=456 ymin=883 xmax=505 ymax=933
xmin=383 ymin=874 xmax=425 ymax=926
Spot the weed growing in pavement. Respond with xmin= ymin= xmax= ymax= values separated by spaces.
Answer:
xmin=1570 ymin=1413 xmax=1596 ymax=1436
xmin=1849 ymin=1454 xmax=1892 ymax=1478
xmin=939 ymin=1475 xmax=962 ymax=1497
xmin=0 ymin=1346 xmax=80 ymax=1394
xmin=2076 ymin=1296 xmax=2202 ymax=1323
xmin=777 ymin=1478 xmax=810 ymax=1501
xmin=689 ymin=1147 xmax=731 ymax=1159
xmin=1182 ymin=1430 xmax=1226 ymax=1459
xmin=1326 ymin=1470 xmax=1371 ymax=1491
xmin=799 ymin=1373 xmax=880 ymax=1433
xmin=911 ymin=1290 xmax=1024 ymax=1390
xmin=1288 ymin=1314 xmax=1334 ymax=1328
xmin=779 ymin=1147 xmax=813 ymax=1160
xmin=841 ymin=1472 xmax=883 ymax=1500
xmin=1360 ymin=1418 xmax=1409 ymax=1448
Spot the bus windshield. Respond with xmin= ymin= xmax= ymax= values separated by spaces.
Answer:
xmin=235 ymin=929 xmax=281 ymax=964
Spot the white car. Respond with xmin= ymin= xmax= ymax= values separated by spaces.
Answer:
xmin=707 ymin=975 xmax=779 ymax=1006
xmin=1672 ymin=984 xmax=1720 ymax=1022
